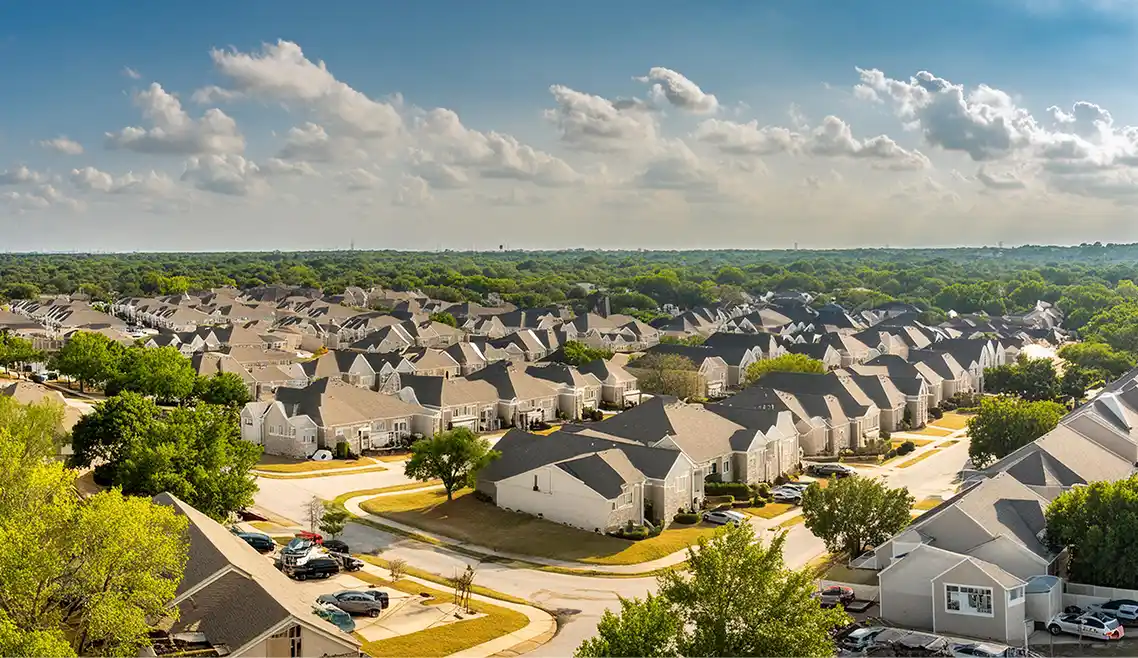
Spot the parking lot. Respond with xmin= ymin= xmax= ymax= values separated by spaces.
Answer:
xmin=259 ymin=553 xmax=483 ymax=642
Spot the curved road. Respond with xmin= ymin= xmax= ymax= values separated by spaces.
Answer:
xmin=253 ymin=435 xmax=970 ymax=655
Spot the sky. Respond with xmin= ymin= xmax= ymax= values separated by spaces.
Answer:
xmin=5 ymin=0 xmax=1138 ymax=251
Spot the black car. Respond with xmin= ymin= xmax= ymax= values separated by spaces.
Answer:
xmin=323 ymin=539 xmax=350 ymax=554
xmin=811 ymin=463 xmax=855 ymax=478
xmin=288 ymin=556 xmax=340 ymax=581
xmin=235 ymin=531 xmax=276 ymax=553
xmin=332 ymin=552 xmax=365 ymax=572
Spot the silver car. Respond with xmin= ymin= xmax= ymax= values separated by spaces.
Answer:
xmin=702 ymin=510 xmax=747 ymax=526
xmin=317 ymin=590 xmax=389 ymax=617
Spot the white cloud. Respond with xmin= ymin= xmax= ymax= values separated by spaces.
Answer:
xmin=392 ymin=175 xmax=432 ymax=206
xmin=0 ymin=166 xmax=44 ymax=185
xmin=695 ymin=119 xmax=803 ymax=155
xmin=639 ymin=67 xmax=719 ymax=114
xmin=106 ymin=83 xmax=245 ymax=155
xmin=545 ymin=85 xmax=658 ymax=152
xmin=261 ymin=158 xmax=318 ymax=177
xmin=122 ymin=66 xmax=142 ymax=80
xmin=204 ymin=40 xmax=403 ymax=139
xmin=40 ymin=136 xmax=84 ymax=155
xmin=976 ymin=166 xmax=1027 ymax=190
xmin=635 ymin=140 xmax=718 ymax=192
xmin=341 ymin=167 xmax=382 ymax=191
xmin=181 ymin=155 xmax=265 ymax=196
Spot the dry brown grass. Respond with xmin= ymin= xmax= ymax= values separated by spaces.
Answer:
xmin=898 ymin=449 xmax=942 ymax=468
xmin=359 ymin=488 xmax=720 ymax=565
xmin=935 ymin=411 xmax=973 ymax=430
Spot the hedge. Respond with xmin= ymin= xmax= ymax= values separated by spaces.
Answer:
xmin=674 ymin=512 xmax=700 ymax=524
xmin=896 ymin=440 xmax=916 ymax=456
xmin=704 ymin=481 xmax=751 ymax=499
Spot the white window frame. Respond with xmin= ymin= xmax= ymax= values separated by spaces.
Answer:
xmin=1008 ymin=586 xmax=1024 ymax=606
xmin=945 ymin=583 xmax=994 ymax=617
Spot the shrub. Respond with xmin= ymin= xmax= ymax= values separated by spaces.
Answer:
xmin=471 ymin=489 xmax=494 ymax=503
xmin=702 ymin=495 xmax=735 ymax=508
xmin=896 ymin=440 xmax=916 ymax=456
xmin=733 ymin=500 xmax=752 ymax=508
xmin=884 ymin=448 xmax=897 ymax=459
xmin=751 ymin=497 xmax=766 ymax=508
xmin=705 ymin=473 xmax=723 ymax=484
xmin=557 ymin=410 xmax=568 ymax=421
xmin=704 ymin=481 xmax=751 ymax=499
xmin=610 ymin=526 xmax=650 ymax=540
xmin=941 ymin=399 xmax=958 ymax=411
xmin=879 ymin=429 xmax=891 ymax=441
xmin=929 ymin=407 xmax=944 ymax=420
xmin=755 ymin=482 xmax=772 ymax=497
xmin=673 ymin=512 xmax=700 ymax=524
xmin=957 ymin=406 xmax=980 ymax=414
xmin=334 ymin=441 xmax=352 ymax=459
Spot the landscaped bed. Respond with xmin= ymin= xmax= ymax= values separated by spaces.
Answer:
xmin=359 ymin=488 xmax=722 ymax=565
xmin=891 ymin=437 xmax=936 ymax=447
xmin=255 ymin=456 xmax=381 ymax=473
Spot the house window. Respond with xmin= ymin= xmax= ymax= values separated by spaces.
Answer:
xmin=710 ymin=463 xmax=717 ymax=475
xmin=1009 ymin=587 xmax=1024 ymax=606
xmin=945 ymin=584 xmax=993 ymax=617
xmin=724 ymin=460 xmax=730 ymax=473
xmin=244 ymin=418 xmax=253 ymax=426
xmin=270 ymin=625 xmax=302 ymax=657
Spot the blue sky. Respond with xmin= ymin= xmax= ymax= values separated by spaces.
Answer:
xmin=2 ymin=1 xmax=1138 ymax=250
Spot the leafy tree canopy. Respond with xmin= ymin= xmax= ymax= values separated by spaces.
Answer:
xmin=561 ymin=340 xmax=614 ymax=367
xmin=1046 ymin=479 xmax=1138 ymax=589
xmin=983 ymin=355 xmax=1060 ymax=402
xmin=967 ymin=396 xmax=1067 ymax=468
xmin=801 ymin=476 xmax=914 ymax=558
xmin=745 ymin=353 xmax=826 ymax=385
xmin=404 ymin=427 xmax=499 ymax=501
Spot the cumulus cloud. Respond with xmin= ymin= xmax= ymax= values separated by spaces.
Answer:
xmin=545 ymin=85 xmax=658 ymax=152
xmin=106 ymin=83 xmax=245 ymax=155
xmin=341 ymin=167 xmax=382 ymax=191
xmin=181 ymin=155 xmax=265 ymax=196
xmin=40 ymin=136 xmax=84 ymax=155
xmin=638 ymin=67 xmax=719 ymax=114
xmin=0 ymin=166 xmax=44 ymax=185
xmin=976 ymin=166 xmax=1027 ymax=190
xmin=635 ymin=140 xmax=718 ymax=192
xmin=695 ymin=119 xmax=803 ymax=155
xmin=261 ymin=158 xmax=318 ymax=177
xmin=392 ymin=175 xmax=432 ymax=206
xmin=203 ymin=40 xmax=403 ymax=139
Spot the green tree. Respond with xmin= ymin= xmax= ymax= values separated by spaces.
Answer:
xmin=110 ymin=404 xmax=262 ymax=520
xmin=50 ymin=331 xmax=123 ymax=393
xmin=0 ymin=282 xmax=40 ymax=301
xmin=628 ymin=353 xmax=704 ymax=399
xmin=0 ymin=400 xmax=188 ymax=657
xmin=404 ymin=427 xmax=499 ymax=501
xmin=1058 ymin=342 xmax=1135 ymax=379
xmin=1046 ymin=479 xmax=1138 ymax=589
xmin=319 ymin=501 xmax=351 ymax=538
xmin=429 ymin=311 xmax=458 ymax=327
xmin=575 ymin=594 xmax=681 ymax=658
xmin=801 ymin=477 xmax=914 ymax=558
xmin=561 ymin=340 xmax=614 ymax=367
xmin=69 ymin=392 xmax=160 ymax=469
xmin=577 ymin=523 xmax=848 ymax=657
xmin=0 ymin=395 xmax=68 ymax=462
xmin=659 ymin=334 xmax=707 ymax=346
xmin=116 ymin=346 xmax=197 ymax=403
xmin=967 ymin=396 xmax=1067 ymax=468
xmin=744 ymin=353 xmax=826 ymax=385
xmin=1083 ymin=303 xmax=1138 ymax=353
xmin=982 ymin=355 xmax=1060 ymax=401
xmin=1060 ymin=366 xmax=1099 ymax=401
xmin=195 ymin=372 xmax=253 ymax=406
xmin=0 ymin=332 xmax=42 ymax=378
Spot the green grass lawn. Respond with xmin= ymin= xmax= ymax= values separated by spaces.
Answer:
xmin=898 ymin=449 xmax=942 ymax=468
xmin=892 ymin=437 xmax=937 ymax=446
xmin=913 ymin=497 xmax=943 ymax=511
xmin=778 ymin=514 xmax=806 ymax=528
xmin=741 ymin=502 xmax=795 ymax=519
xmin=358 ymin=488 xmax=721 ymax=565
xmin=910 ymin=425 xmax=955 ymax=436
xmin=935 ymin=411 xmax=974 ymax=430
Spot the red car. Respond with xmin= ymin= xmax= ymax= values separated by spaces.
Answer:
xmin=295 ymin=531 xmax=324 ymax=544
xmin=818 ymin=585 xmax=855 ymax=608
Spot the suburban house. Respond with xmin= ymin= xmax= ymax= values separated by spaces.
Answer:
xmin=908 ymin=350 xmax=974 ymax=400
xmin=925 ymin=338 xmax=1006 ymax=392
xmin=834 ymin=370 xmax=913 ymax=431
xmin=819 ymin=332 xmax=876 ymax=367
xmin=572 ymin=396 xmax=799 ymax=487
xmin=578 ymin=358 xmax=642 ymax=408
xmin=476 ymin=428 xmax=695 ymax=531
xmin=405 ymin=348 xmax=462 ymax=378
xmin=785 ymin=341 xmax=844 ymax=370
xmin=152 ymin=493 xmax=361 ymax=657
xmin=443 ymin=341 xmax=491 ymax=375
xmin=300 ymin=349 xmax=414 ymax=393
xmin=715 ymin=385 xmax=851 ymax=456
xmin=746 ymin=372 xmax=882 ymax=448
xmin=466 ymin=362 xmax=560 ymax=430
xmin=240 ymin=378 xmax=430 ymax=457
xmin=397 ymin=374 xmax=503 ymax=434
xmin=526 ymin=363 xmax=603 ymax=419
xmin=852 ymin=354 xmax=943 ymax=413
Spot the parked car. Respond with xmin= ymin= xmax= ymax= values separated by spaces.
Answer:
xmin=780 ymin=482 xmax=810 ymax=492
xmin=233 ymin=530 xmax=275 ymax=553
xmin=839 ymin=626 xmax=887 ymax=653
xmin=1087 ymin=599 xmax=1138 ymax=624
xmin=702 ymin=510 xmax=747 ymax=526
xmin=313 ymin=601 xmax=355 ymax=632
xmin=332 ymin=552 xmax=365 ymax=572
xmin=288 ymin=556 xmax=340 ymax=581
xmin=952 ymin=642 xmax=1014 ymax=657
xmin=323 ymin=539 xmax=349 ymax=554
xmin=811 ymin=463 xmax=855 ymax=478
xmin=771 ymin=487 xmax=803 ymax=504
xmin=317 ymin=590 xmax=389 ymax=617
xmin=1047 ymin=612 xmax=1125 ymax=640
xmin=818 ymin=585 xmax=855 ymax=608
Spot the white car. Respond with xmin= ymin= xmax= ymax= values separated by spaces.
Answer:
xmin=702 ymin=510 xmax=747 ymax=526
xmin=1087 ymin=599 xmax=1138 ymax=624
xmin=840 ymin=626 xmax=887 ymax=653
xmin=1047 ymin=611 xmax=1125 ymax=640
xmin=771 ymin=487 xmax=803 ymax=503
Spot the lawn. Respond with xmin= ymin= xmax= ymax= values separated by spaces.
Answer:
xmin=256 ymin=465 xmax=390 ymax=479
xmin=910 ymin=425 xmax=955 ymax=437
xmin=249 ymin=520 xmax=292 ymax=533
xmin=741 ymin=502 xmax=795 ymax=519
xmin=350 ymin=569 xmax=529 ymax=658
xmin=941 ymin=440 xmax=959 ymax=447
xmin=255 ymin=457 xmax=380 ymax=473
xmin=935 ymin=411 xmax=973 ymax=430
xmin=358 ymin=488 xmax=721 ymax=565
xmin=898 ymin=449 xmax=941 ymax=468
xmin=373 ymin=453 xmax=411 ymax=462
xmin=823 ymin=562 xmax=880 ymax=586
xmin=891 ymin=437 xmax=936 ymax=447
xmin=912 ymin=497 xmax=943 ymax=511
xmin=778 ymin=514 xmax=806 ymax=528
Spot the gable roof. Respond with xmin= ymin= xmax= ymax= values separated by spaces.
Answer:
xmin=274 ymin=377 xmax=425 ymax=426
xmin=466 ymin=361 xmax=558 ymax=400
xmin=479 ymin=428 xmax=684 ymax=482
xmin=588 ymin=396 xmax=748 ymax=462
xmin=398 ymin=374 xmax=500 ymax=407
xmin=556 ymin=449 xmax=646 ymax=498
